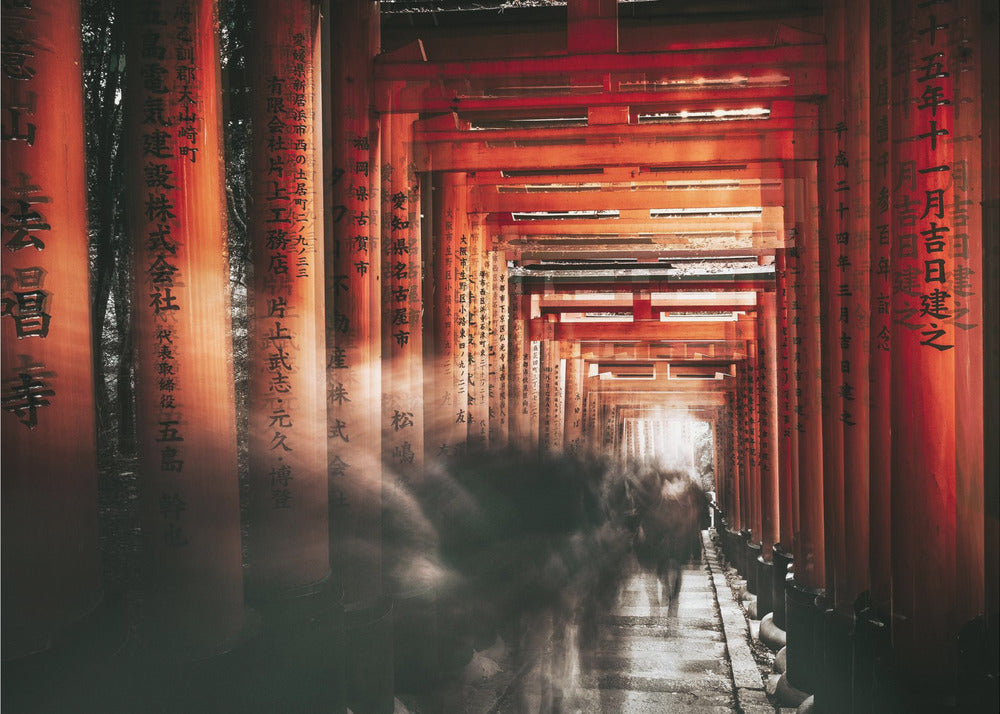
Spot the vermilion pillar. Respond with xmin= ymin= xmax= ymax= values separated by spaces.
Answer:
xmin=748 ymin=338 xmax=763 ymax=543
xmin=539 ymin=319 xmax=564 ymax=453
xmin=431 ymin=172 xmax=468 ymax=456
xmin=982 ymin=0 xmax=1000 ymax=650
xmin=842 ymin=0 xmax=872 ymax=613
xmin=477 ymin=237 xmax=492 ymax=447
xmin=735 ymin=360 xmax=749 ymax=533
xmin=889 ymin=0 xmax=962 ymax=679
xmin=728 ymin=389 xmax=742 ymax=532
xmin=868 ymin=0 xmax=893 ymax=618
xmin=819 ymin=70 xmax=847 ymax=606
xmin=247 ymin=0 xmax=328 ymax=596
xmin=467 ymin=212 xmax=489 ymax=447
xmin=126 ymin=0 xmax=245 ymax=656
xmin=488 ymin=250 xmax=509 ymax=448
xmin=382 ymin=110 xmax=423 ymax=483
xmin=508 ymin=279 xmax=531 ymax=448
xmin=951 ymin=0 xmax=985 ymax=634
xmin=787 ymin=156 xmax=825 ymax=591
xmin=328 ymin=0 xmax=382 ymax=604
xmin=759 ymin=292 xmax=781 ymax=559
xmin=563 ymin=342 xmax=585 ymax=454
xmin=739 ymin=358 xmax=754 ymax=535
xmin=775 ymin=249 xmax=798 ymax=554
xmin=529 ymin=332 xmax=541 ymax=452
xmin=1 ymin=0 xmax=102 ymax=659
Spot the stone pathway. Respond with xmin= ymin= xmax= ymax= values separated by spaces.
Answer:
xmin=450 ymin=532 xmax=774 ymax=714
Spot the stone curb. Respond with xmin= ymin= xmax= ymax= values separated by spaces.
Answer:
xmin=702 ymin=532 xmax=770 ymax=713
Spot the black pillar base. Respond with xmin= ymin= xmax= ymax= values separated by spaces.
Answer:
xmin=957 ymin=616 xmax=1000 ymax=714
xmin=746 ymin=541 xmax=761 ymax=595
xmin=756 ymin=555 xmax=774 ymax=618
xmin=247 ymin=580 xmax=346 ymax=713
xmin=738 ymin=529 xmax=751 ymax=578
xmin=772 ymin=544 xmax=792 ymax=631
xmin=853 ymin=606 xmax=899 ymax=714
xmin=723 ymin=527 xmax=739 ymax=569
xmin=1 ymin=591 xmax=128 ymax=713
xmin=814 ymin=607 xmax=853 ymax=714
xmin=345 ymin=596 xmax=395 ymax=714
xmin=784 ymin=575 xmax=823 ymax=694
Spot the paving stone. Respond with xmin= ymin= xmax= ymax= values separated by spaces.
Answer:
xmin=467 ymin=533 xmax=767 ymax=713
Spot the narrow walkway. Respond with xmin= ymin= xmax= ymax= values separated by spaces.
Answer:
xmin=454 ymin=533 xmax=773 ymax=714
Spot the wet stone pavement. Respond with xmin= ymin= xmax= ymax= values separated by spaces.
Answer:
xmin=439 ymin=532 xmax=774 ymax=714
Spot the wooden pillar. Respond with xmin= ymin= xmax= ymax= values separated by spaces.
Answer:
xmin=868 ymin=0 xmax=893 ymax=618
xmin=488 ymin=250 xmax=509 ymax=449
xmin=328 ymin=0 xmax=382 ymax=604
xmin=430 ymin=171 xmax=468 ymax=457
xmin=951 ymin=0 xmax=985 ymax=638
xmin=508 ymin=279 xmax=531 ymax=449
xmin=759 ymin=292 xmax=781 ymax=559
xmin=841 ymin=0 xmax=873 ymax=613
xmin=728 ymin=389 xmax=742 ymax=531
xmin=889 ymin=0 xmax=963 ymax=679
xmin=1 ymin=0 xmax=102 ymax=659
xmin=125 ymin=0 xmax=244 ymax=655
xmin=738 ymin=360 xmax=752 ymax=534
xmin=749 ymin=338 xmax=763 ymax=542
xmin=539 ymin=316 xmax=564 ymax=453
xmin=381 ymin=110 xmax=423 ymax=484
xmin=563 ymin=342 xmax=585 ymax=454
xmin=819 ymin=42 xmax=847 ymax=605
xmin=246 ymin=0 xmax=328 ymax=596
xmin=787 ymin=156 xmax=826 ymax=591
xmin=467 ymin=212 xmax=489 ymax=447
xmin=528 ymin=302 xmax=542 ymax=453
xmin=982 ymin=0 xmax=1000 ymax=650
xmin=711 ymin=415 xmax=721 ymax=505
xmin=476 ymin=233 xmax=491 ymax=447
xmin=776 ymin=248 xmax=800 ymax=555
xmin=603 ymin=400 xmax=616 ymax=456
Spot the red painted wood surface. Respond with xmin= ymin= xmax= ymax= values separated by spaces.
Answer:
xmin=328 ymin=0 xmax=383 ymax=605
xmin=889 ymin=0 xmax=960 ymax=678
xmin=489 ymin=250 xmax=510 ymax=449
xmin=841 ymin=0 xmax=873 ymax=612
xmin=125 ymin=0 xmax=244 ymax=656
xmin=1 ymin=0 xmax=102 ymax=659
xmin=430 ymin=171 xmax=469 ymax=455
xmin=787 ymin=156 xmax=826 ymax=591
xmin=868 ymin=0 xmax=893 ymax=619
xmin=382 ymin=110 xmax=424 ymax=482
xmin=759 ymin=291 xmax=781 ymax=558
xmin=951 ymin=0 xmax=985 ymax=630
xmin=775 ymin=249 xmax=798 ymax=553
xmin=246 ymin=0 xmax=328 ymax=596
xmin=819 ymin=12 xmax=846 ymax=605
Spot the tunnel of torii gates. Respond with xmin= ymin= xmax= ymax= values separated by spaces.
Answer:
xmin=1 ymin=0 xmax=997 ymax=711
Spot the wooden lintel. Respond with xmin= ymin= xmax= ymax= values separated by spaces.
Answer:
xmin=380 ymin=38 xmax=427 ymax=64
xmin=383 ymin=79 xmax=825 ymax=114
xmin=415 ymin=113 xmax=800 ymax=146
xmin=568 ymin=0 xmax=618 ymax=55
xmin=376 ymin=44 xmax=825 ymax=83
xmin=518 ymin=278 xmax=774 ymax=293
xmin=551 ymin=318 xmax=754 ymax=341
xmin=418 ymin=132 xmax=799 ymax=172
xmin=471 ymin=185 xmax=770 ymax=213
xmin=468 ymin=163 xmax=782 ymax=186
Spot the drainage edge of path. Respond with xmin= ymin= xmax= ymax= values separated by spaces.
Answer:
xmin=702 ymin=531 xmax=777 ymax=714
